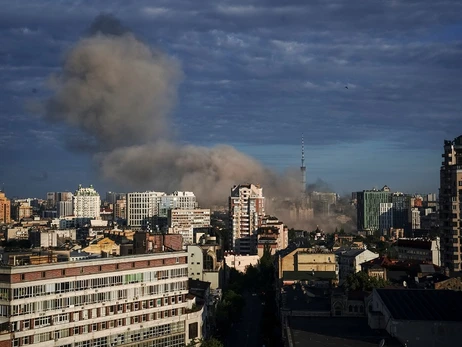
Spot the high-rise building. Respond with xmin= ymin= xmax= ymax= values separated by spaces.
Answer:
xmin=58 ymin=200 xmax=74 ymax=218
xmin=439 ymin=135 xmax=462 ymax=271
xmin=114 ymin=196 xmax=127 ymax=221
xmin=0 ymin=252 xmax=204 ymax=347
xmin=73 ymin=185 xmax=101 ymax=226
xmin=356 ymin=186 xmax=392 ymax=233
xmin=127 ymin=192 xmax=197 ymax=228
xmin=391 ymin=193 xmax=410 ymax=231
xmin=126 ymin=192 xmax=166 ymax=228
xmin=229 ymin=184 xmax=265 ymax=254
xmin=0 ymin=191 xmax=11 ymax=224
xmin=158 ymin=192 xmax=197 ymax=218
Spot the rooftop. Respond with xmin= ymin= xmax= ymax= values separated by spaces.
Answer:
xmin=376 ymin=288 xmax=462 ymax=321
xmin=289 ymin=317 xmax=402 ymax=347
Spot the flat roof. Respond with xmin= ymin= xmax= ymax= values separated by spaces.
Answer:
xmin=289 ymin=317 xmax=401 ymax=347
xmin=376 ymin=288 xmax=462 ymax=321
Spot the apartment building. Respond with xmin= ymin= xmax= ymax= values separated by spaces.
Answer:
xmin=73 ymin=185 xmax=101 ymax=226
xmin=0 ymin=192 xmax=11 ymax=224
xmin=158 ymin=192 xmax=197 ymax=218
xmin=229 ymin=184 xmax=265 ymax=254
xmin=439 ymin=135 xmax=462 ymax=271
xmin=168 ymin=209 xmax=210 ymax=246
xmin=0 ymin=252 xmax=204 ymax=347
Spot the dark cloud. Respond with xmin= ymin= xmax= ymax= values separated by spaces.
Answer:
xmin=0 ymin=0 xmax=461 ymax=197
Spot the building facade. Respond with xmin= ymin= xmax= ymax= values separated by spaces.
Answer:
xmin=356 ymin=186 xmax=392 ymax=233
xmin=158 ymin=192 xmax=197 ymax=218
xmin=229 ymin=184 xmax=265 ymax=254
xmin=396 ymin=238 xmax=441 ymax=266
xmin=439 ymin=135 xmax=462 ymax=271
xmin=73 ymin=185 xmax=100 ymax=226
xmin=168 ymin=209 xmax=210 ymax=246
xmin=0 ymin=252 xmax=205 ymax=347
xmin=0 ymin=192 xmax=11 ymax=224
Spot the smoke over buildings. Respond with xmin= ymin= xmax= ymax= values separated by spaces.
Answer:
xmin=44 ymin=15 xmax=299 ymax=206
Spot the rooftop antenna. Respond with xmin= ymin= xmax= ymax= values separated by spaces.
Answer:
xmin=300 ymin=134 xmax=307 ymax=194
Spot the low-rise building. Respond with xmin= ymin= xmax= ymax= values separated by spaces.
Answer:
xmin=368 ymin=288 xmax=462 ymax=347
xmin=336 ymin=248 xmax=379 ymax=281
xmin=187 ymin=236 xmax=225 ymax=290
xmin=224 ymin=253 xmax=259 ymax=273
xmin=396 ymin=238 xmax=441 ymax=266
xmin=277 ymin=248 xmax=338 ymax=287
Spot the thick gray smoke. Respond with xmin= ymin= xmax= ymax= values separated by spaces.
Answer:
xmin=45 ymin=15 xmax=299 ymax=206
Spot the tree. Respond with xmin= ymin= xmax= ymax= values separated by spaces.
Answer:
xmin=344 ymin=271 xmax=389 ymax=291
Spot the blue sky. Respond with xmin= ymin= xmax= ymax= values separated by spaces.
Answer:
xmin=1 ymin=0 xmax=461 ymax=199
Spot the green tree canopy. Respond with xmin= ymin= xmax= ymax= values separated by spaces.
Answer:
xmin=344 ymin=271 xmax=389 ymax=291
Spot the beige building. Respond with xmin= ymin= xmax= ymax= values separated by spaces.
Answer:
xmin=0 ymin=192 xmax=11 ymax=224
xmin=224 ymin=253 xmax=260 ymax=273
xmin=0 ymin=252 xmax=205 ymax=347
xmin=187 ymin=236 xmax=224 ymax=290
xmin=114 ymin=196 xmax=127 ymax=220
xmin=168 ymin=209 xmax=210 ymax=246
xmin=83 ymin=237 xmax=120 ymax=256
xmin=277 ymin=248 xmax=338 ymax=286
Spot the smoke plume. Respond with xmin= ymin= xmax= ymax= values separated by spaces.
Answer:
xmin=45 ymin=15 xmax=299 ymax=206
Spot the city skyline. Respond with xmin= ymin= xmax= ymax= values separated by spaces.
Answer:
xmin=1 ymin=1 xmax=461 ymax=198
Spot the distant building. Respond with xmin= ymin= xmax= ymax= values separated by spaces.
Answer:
xmin=114 ymin=196 xmax=127 ymax=221
xmin=0 ymin=191 xmax=11 ymax=224
xmin=336 ymin=248 xmax=379 ymax=281
xmin=57 ymin=200 xmax=73 ymax=218
xmin=168 ymin=209 xmax=210 ymax=246
xmin=224 ymin=253 xmax=259 ymax=273
xmin=276 ymin=248 xmax=338 ymax=287
xmin=73 ymin=185 xmax=101 ymax=226
xmin=229 ymin=184 xmax=265 ymax=254
xmin=126 ymin=191 xmax=166 ymax=228
xmin=440 ymin=135 xmax=462 ymax=271
xmin=158 ymin=191 xmax=197 ymax=218
xmin=356 ymin=186 xmax=392 ymax=233
xmin=396 ymin=238 xmax=441 ymax=266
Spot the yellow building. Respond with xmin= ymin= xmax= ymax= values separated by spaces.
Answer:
xmin=0 ymin=191 xmax=11 ymax=224
xmin=278 ymin=248 xmax=338 ymax=286
xmin=83 ymin=237 xmax=120 ymax=256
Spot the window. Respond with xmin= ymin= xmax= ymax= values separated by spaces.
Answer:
xmin=61 ymin=269 xmax=66 ymax=276
xmin=41 ymin=272 xmax=46 ymax=278
xmin=20 ymin=274 xmax=25 ymax=281
xmin=176 ymin=257 xmax=179 ymax=263
xmin=189 ymin=322 xmax=198 ymax=340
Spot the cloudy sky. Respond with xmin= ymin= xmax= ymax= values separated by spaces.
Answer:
xmin=1 ymin=0 xmax=461 ymax=199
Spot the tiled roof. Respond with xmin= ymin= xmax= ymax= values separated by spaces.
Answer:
xmin=376 ymin=289 xmax=462 ymax=321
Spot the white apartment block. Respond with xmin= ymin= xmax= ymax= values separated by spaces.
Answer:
xmin=168 ymin=209 xmax=210 ymax=246
xmin=159 ymin=192 xmax=197 ymax=218
xmin=127 ymin=192 xmax=197 ymax=229
xmin=73 ymin=185 xmax=100 ymax=226
xmin=58 ymin=201 xmax=74 ymax=218
xmin=229 ymin=184 xmax=265 ymax=255
xmin=0 ymin=252 xmax=205 ymax=347
xmin=126 ymin=192 xmax=166 ymax=228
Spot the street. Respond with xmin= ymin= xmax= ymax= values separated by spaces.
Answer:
xmin=225 ymin=291 xmax=263 ymax=347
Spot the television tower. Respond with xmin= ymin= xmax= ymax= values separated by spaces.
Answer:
xmin=300 ymin=134 xmax=307 ymax=194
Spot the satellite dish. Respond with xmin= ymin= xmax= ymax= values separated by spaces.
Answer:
xmin=379 ymin=338 xmax=386 ymax=347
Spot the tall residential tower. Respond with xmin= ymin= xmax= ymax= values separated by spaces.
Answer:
xmin=229 ymin=184 xmax=265 ymax=255
xmin=439 ymin=135 xmax=462 ymax=271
